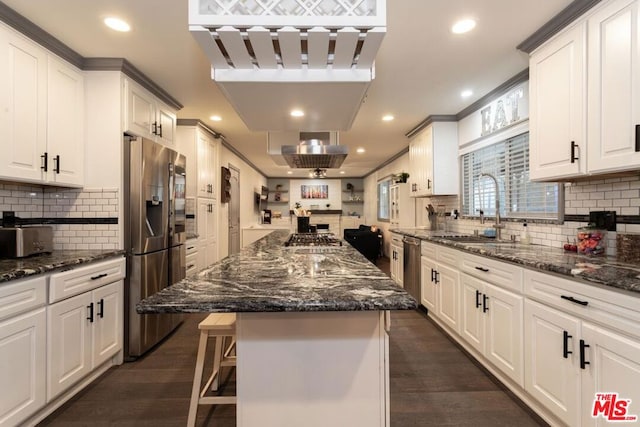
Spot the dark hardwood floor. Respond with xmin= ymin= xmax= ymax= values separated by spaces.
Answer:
xmin=39 ymin=257 xmax=546 ymax=427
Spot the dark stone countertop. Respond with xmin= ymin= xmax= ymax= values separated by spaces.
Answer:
xmin=137 ymin=230 xmax=417 ymax=314
xmin=390 ymin=228 xmax=640 ymax=294
xmin=0 ymin=249 xmax=125 ymax=283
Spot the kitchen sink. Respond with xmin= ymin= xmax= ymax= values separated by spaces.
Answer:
xmin=432 ymin=234 xmax=515 ymax=244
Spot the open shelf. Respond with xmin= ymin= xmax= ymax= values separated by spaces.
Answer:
xmin=269 ymin=189 xmax=289 ymax=193
xmin=342 ymin=189 xmax=364 ymax=192
xmin=342 ymin=200 xmax=364 ymax=204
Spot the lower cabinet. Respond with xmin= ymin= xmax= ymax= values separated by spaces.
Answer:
xmin=47 ymin=280 xmax=123 ymax=400
xmin=461 ymin=273 xmax=524 ymax=386
xmin=390 ymin=234 xmax=403 ymax=286
xmin=0 ymin=308 xmax=46 ymax=426
xmin=197 ymin=198 xmax=217 ymax=269
xmin=420 ymin=243 xmax=460 ymax=333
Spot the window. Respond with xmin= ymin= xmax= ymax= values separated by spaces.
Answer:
xmin=377 ymin=178 xmax=390 ymax=222
xmin=461 ymin=132 xmax=562 ymax=220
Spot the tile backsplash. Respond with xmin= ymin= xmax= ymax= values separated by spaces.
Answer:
xmin=418 ymin=174 xmax=640 ymax=257
xmin=0 ymin=182 xmax=120 ymax=251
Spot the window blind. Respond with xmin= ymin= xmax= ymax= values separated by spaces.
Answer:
xmin=461 ymin=132 xmax=561 ymax=220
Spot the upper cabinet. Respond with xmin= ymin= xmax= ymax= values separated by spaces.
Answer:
xmin=587 ymin=0 xmax=640 ymax=173
xmin=529 ymin=0 xmax=640 ymax=180
xmin=176 ymin=124 xmax=220 ymax=200
xmin=124 ymin=77 xmax=177 ymax=147
xmin=408 ymin=121 xmax=458 ymax=197
xmin=529 ymin=22 xmax=587 ymax=180
xmin=0 ymin=23 xmax=84 ymax=187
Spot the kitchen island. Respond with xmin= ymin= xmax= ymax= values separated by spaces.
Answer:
xmin=138 ymin=230 xmax=416 ymax=427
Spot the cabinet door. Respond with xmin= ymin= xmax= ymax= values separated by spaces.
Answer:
xmin=459 ymin=273 xmax=484 ymax=354
xmin=524 ymin=299 xmax=581 ymax=426
xmin=580 ymin=323 xmax=640 ymax=427
xmin=484 ymin=283 xmax=524 ymax=386
xmin=396 ymin=245 xmax=404 ymax=287
xmin=47 ymin=292 xmax=92 ymax=400
xmin=529 ymin=21 xmax=586 ymax=180
xmin=125 ymin=79 xmax=155 ymax=140
xmin=92 ymin=281 xmax=123 ymax=367
xmin=420 ymin=256 xmax=437 ymax=313
xmin=0 ymin=27 xmax=47 ymax=183
xmin=409 ymin=126 xmax=432 ymax=197
xmin=47 ymin=56 xmax=84 ymax=187
xmin=0 ymin=308 xmax=46 ymax=426
xmin=197 ymin=131 xmax=212 ymax=198
xmin=436 ymin=263 xmax=459 ymax=333
xmin=156 ymin=102 xmax=177 ymax=147
xmin=587 ymin=0 xmax=640 ymax=173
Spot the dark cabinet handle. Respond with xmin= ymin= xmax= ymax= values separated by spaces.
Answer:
xmin=427 ymin=179 xmax=431 ymax=189
xmin=87 ymin=302 xmax=94 ymax=323
xmin=482 ymin=294 xmax=489 ymax=313
xmin=187 ymin=246 xmax=195 ymax=250
xmin=563 ymin=330 xmax=572 ymax=358
xmin=475 ymin=266 xmax=489 ymax=272
xmin=561 ymin=295 xmax=589 ymax=306
xmin=430 ymin=268 xmax=435 ymax=282
xmin=157 ymin=124 xmax=163 ymax=137
xmin=152 ymin=121 xmax=158 ymax=135
xmin=90 ymin=273 xmax=108 ymax=280
xmin=97 ymin=299 xmax=104 ymax=318
xmin=570 ymin=141 xmax=579 ymax=163
xmin=53 ymin=155 xmax=60 ymax=174
xmin=187 ymin=264 xmax=195 ymax=269
xmin=41 ymin=152 xmax=48 ymax=171
xmin=475 ymin=289 xmax=481 ymax=308
xmin=580 ymin=339 xmax=590 ymax=369
xmin=434 ymin=270 xmax=440 ymax=284
xmin=636 ymin=125 xmax=639 ymax=152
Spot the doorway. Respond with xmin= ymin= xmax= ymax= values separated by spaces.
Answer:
xmin=228 ymin=164 xmax=240 ymax=255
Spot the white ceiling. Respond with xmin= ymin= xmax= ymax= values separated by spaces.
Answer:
xmin=1 ymin=0 xmax=573 ymax=178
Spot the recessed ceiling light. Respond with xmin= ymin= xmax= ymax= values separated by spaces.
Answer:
xmin=209 ymin=115 xmax=222 ymax=121
xmin=104 ymin=17 xmax=131 ymax=32
xmin=451 ymin=19 xmax=476 ymax=34
xmin=340 ymin=170 xmax=345 ymax=174
xmin=461 ymin=90 xmax=473 ymax=98
xmin=290 ymin=109 xmax=304 ymax=117
xmin=287 ymin=171 xmax=293 ymax=175
xmin=382 ymin=115 xmax=394 ymax=122
xmin=357 ymin=148 xmax=365 ymax=154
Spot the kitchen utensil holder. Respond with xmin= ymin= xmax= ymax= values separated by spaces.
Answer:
xmin=297 ymin=216 xmax=310 ymax=233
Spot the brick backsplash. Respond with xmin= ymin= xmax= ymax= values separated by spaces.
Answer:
xmin=421 ymin=174 xmax=640 ymax=257
xmin=0 ymin=182 xmax=120 ymax=251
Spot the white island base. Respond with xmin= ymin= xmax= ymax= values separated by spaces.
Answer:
xmin=236 ymin=311 xmax=390 ymax=427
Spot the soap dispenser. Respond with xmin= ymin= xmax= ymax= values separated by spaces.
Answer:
xmin=521 ymin=222 xmax=531 ymax=245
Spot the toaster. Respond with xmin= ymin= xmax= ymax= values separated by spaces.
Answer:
xmin=0 ymin=226 xmax=53 ymax=258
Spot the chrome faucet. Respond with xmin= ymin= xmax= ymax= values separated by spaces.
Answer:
xmin=479 ymin=173 xmax=504 ymax=240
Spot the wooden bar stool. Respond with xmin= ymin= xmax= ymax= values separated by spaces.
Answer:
xmin=187 ymin=313 xmax=237 ymax=427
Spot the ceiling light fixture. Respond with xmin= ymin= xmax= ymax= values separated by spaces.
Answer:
xmin=287 ymin=171 xmax=293 ymax=175
xmin=340 ymin=171 xmax=345 ymax=174
xmin=290 ymin=109 xmax=305 ymax=117
xmin=357 ymin=148 xmax=365 ymax=154
xmin=382 ymin=115 xmax=394 ymax=121
xmin=461 ymin=90 xmax=473 ymax=98
xmin=209 ymin=115 xmax=222 ymax=121
xmin=104 ymin=17 xmax=131 ymax=32
xmin=309 ymin=168 xmax=327 ymax=178
xmin=451 ymin=19 xmax=476 ymax=34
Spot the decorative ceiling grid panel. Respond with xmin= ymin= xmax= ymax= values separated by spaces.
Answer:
xmin=198 ymin=0 xmax=377 ymax=17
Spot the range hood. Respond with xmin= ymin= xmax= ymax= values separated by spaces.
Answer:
xmin=268 ymin=131 xmax=348 ymax=169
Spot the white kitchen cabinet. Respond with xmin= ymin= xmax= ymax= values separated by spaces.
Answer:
xmin=124 ymin=77 xmax=177 ymax=147
xmin=176 ymin=124 xmax=219 ymax=199
xmin=461 ymin=273 xmax=524 ymax=386
xmin=529 ymin=21 xmax=587 ymax=181
xmin=420 ymin=242 xmax=460 ymax=333
xmin=185 ymin=239 xmax=199 ymax=277
xmin=408 ymin=121 xmax=458 ymax=197
xmin=0 ymin=23 xmax=84 ymax=187
xmin=0 ymin=275 xmax=47 ymax=427
xmin=587 ymin=0 xmax=640 ymax=174
xmin=197 ymin=198 xmax=218 ymax=268
xmin=389 ymin=183 xmax=415 ymax=228
xmin=390 ymin=233 xmax=404 ymax=286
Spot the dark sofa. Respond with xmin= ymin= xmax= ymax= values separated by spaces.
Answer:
xmin=343 ymin=225 xmax=382 ymax=263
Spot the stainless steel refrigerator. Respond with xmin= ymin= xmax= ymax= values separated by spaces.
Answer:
xmin=124 ymin=135 xmax=186 ymax=359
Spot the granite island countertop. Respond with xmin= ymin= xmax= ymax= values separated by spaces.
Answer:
xmin=137 ymin=230 xmax=417 ymax=314
xmin=390 ymin=228 xmax=640 ymax=294
xmin=0 ymin=249 xmax=126 ymax=283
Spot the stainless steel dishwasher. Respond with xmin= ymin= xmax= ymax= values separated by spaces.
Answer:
xmin=403 ymin=236 xmax=421 ymax=301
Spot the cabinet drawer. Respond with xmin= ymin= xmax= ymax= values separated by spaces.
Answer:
xmin=460 ymin=252 xmax=523 ymax=293
xmin=0 ymin=276 xmax=47 ymax=321
xmin=524 ymin=270 xmax=640 ymax=339
xmin=185 ymin=241 xmax=198 ymax=256
xmin=436 ymin=245 xmax=459 ymax=267
xmin=49 ymin=257 xmax=125 ymax=303
xmin=186 ymin=252 xmax=198 ymax=276
xmin=421 ymin=242 xmax=437 ymax=258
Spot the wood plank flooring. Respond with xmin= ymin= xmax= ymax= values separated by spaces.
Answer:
xmin=39 ymin=257 xmax=546 ymax=427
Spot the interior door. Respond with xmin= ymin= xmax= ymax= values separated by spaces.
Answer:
xmin=228 ymin=165 xmax=240 ymax=255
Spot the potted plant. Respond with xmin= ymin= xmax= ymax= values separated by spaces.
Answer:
xmin=395 ymin=172 xmax=410 ymax=183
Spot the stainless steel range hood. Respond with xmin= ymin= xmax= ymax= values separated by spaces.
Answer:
xmin=269 ymin=131 xmax=348 ymax=169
